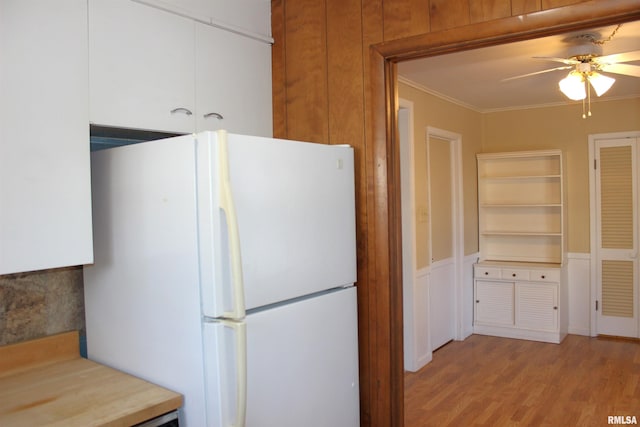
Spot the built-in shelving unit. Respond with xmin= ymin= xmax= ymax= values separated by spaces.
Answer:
xmin=474 ymin=150 xmax=567 ymax=344
xmin=477 ymin=150 xmax=564 ymax=264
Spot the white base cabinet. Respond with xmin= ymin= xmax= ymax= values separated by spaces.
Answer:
xmin=0 ymin=0 xmax=93 ymax=275
xmin=474 ymin=262 xmax=567 ymax=344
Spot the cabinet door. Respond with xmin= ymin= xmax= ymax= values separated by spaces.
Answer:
xmin=211 ymin=0 xmax=271 ymax=38
xmin=132 ymin=0 xmax=271 ymax=39
xmin=132 ymin=0 xmax=214 ymax=22
xmin=516 ymin=282 xmax=558 ymax=331
xmin=475 ymin=281 xmax=514 ymax=326
xmin=89 ymin=0 xmax=195 ymax=134
xmin=0 ymin=0 xmax=93 ymax=274
xmin=195 ymin=24 xmax=272 ymax=137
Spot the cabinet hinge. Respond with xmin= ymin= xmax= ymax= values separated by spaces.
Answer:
xmin=596 ymin=300 xmax=599 ymax=311
xmin=594 ymin=159 xmax=597 ymax=170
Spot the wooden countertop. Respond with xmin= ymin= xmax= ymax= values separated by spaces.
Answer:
xmin=0 ymin=331 xmax=182 ymax=427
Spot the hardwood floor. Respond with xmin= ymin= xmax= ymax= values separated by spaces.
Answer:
xmin=404 ymin=334 xmax=640 ymax=426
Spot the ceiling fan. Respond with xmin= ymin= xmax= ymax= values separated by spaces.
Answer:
xmin=504 ymin=25 xmax=640 ymax=117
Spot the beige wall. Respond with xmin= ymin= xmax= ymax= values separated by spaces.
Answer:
xmin=429 ymin=136 xmax=454 ymax=263
xmin=483 ymin=97 xmax=640 ymax=253
xmin=400 ymin=80 xmax=640 ymax=258
xmin=399 ymin=82 xmax=483 ymax=268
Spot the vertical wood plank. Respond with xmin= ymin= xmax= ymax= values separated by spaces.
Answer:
xmin=282 ymin=0 xmax=329 ymax=143
xmin=429 ymin=0 xmax=470 ymax=32
xmin=326 ymin=0 xmax=365 ymax=148
xmin=361 ymin=1 xmax=384 ymax=425
xmin=511 ymin=0 xmax=541 ymax=15
xmin=470 ymin=0 xmax=512 ymax=23
xmin=383 ymin=0 xmax=430 ymax=41
xmin=271 ymin=0 xmax=286 ymax=138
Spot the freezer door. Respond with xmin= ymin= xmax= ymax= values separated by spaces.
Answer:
xmin=245 ymin=286 xmax=360 ymax=427
xmin=197 ymin=131 xmax=357 ymax=316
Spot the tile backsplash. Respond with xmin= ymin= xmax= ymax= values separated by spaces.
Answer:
xmin=0 ymin=266 xmax=85 ymax=346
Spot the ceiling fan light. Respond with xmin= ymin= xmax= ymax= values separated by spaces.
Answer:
xmin=588 ymin=72 xmax=615 ymax=96
xmin=559 ymin=72 xmax=586 ymax=100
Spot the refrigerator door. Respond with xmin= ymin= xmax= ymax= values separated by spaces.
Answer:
xmin=244 ymin=286 xmax=360 ymax=427
xmin=196 ymin=131 xmax=246 ymax=321
xmin=203 ymin=319 xmax=247 ymax=427
xmin=197 ymin=131 xmax=357 ymax=317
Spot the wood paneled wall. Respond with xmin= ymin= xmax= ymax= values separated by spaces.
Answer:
xmin=271 ymin=1 xmax=640 ymax=426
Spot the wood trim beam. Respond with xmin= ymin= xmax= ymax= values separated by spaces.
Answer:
xmin=377 ymin=0 xmax=640 ymax=62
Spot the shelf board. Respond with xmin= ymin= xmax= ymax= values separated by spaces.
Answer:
xmin=480 ymin=231 xmax=562 ymax=237
xmin=480 ymin=174 xmax=561 ymax=180
xmin=480 ymin=203 xmax=562 ymax=208
xmin=477 ymin=150 xmax=564 ymax=266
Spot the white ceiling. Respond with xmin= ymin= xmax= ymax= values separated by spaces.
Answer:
xmin=397 ymin=20 xmax=640 ymax=112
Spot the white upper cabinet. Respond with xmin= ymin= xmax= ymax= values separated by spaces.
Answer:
xmin=134 ymin=0 xmax=214 ymax=22
xmin=210 ymin=0 xmax=271 ymax=39
xmin=196 ymin=23 xmax=272 ymax=136
xmin=89 ymin=0 xmax=273 ymax=136
xmin=0 ymin=0 xmax=93 ymax=275
xmin=133 ymin=0 xmax=272 ymax=40
xmin=89 ymin=0 xmax=196 ymax=134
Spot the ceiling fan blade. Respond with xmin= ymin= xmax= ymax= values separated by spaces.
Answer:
xmin=532 ymin=56 xmax=579 ymax=65
xmin=594 ymin=50 xmax=640 ymax=65
xmin=502 ymin=65 xmax=573 ymax=82
xmin=600 ymin=63 xmax=640 ymax=78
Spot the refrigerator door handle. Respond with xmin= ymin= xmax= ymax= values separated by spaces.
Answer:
xmin=220 ymin=319 xmax=247 ymax=427
xmin=217 ymin=130 xmax=246 ymax=319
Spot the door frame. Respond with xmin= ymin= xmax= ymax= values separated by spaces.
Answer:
xmin=367 ymin=3 xmax=640 ymax=424
xmin=426 ymin=127 xmax=465 ymax=342
xmin=589 ymin=130 xmax=640 ymax=337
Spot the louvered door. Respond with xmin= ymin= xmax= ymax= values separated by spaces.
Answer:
xmin=516 ymin=283 xmax=558 ymax=331
xmin=595 ymin=138 xmax=639 ymax=338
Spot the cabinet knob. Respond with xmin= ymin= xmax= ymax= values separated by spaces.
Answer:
xmin=204 ymin=112 xmax=224 ymax=120
xmin=541 ymin=275 xmax=546 ymax=279
xmin=170 ymin=107 xmax=193 ymax=116
xmin=553 ymin=306 xmax=558 ymax=310
xmin=484 ymin=272 xmax=489 ymax=275
xmin=512 ymin=273 xmax=516 ymax=277
xmin=476 ymin=300 xmax=480 ymax=303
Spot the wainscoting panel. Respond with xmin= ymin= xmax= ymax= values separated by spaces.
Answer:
xmin=404 ymin=268 xmax=431 ymax=372
xmin=567 ymin=253 xmax=591 ymax=336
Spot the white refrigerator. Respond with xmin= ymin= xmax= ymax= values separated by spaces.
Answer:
xmin=83 ymin=130 xmax=359 ymax=427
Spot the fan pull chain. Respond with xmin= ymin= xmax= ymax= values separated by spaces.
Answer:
xmin=592 ymin=24 xmax=622 ymax=46
xmin=582 ymin=82 xmax=593 ymax=119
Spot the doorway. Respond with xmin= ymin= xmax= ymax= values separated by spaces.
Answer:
xmin=399 ymin=102 xmax=465 ymax=371
xmin=425 ymin=128 xmax=464 ymax=351
xmin=590 ymin=131 xmax=640 ymax=338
